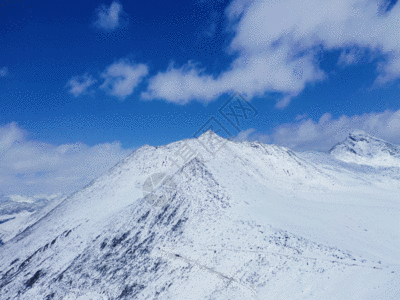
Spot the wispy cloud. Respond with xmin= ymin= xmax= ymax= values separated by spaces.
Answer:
xmin=101 ymin=59 xmax=148 ymax=100
xmin=93 ymin=1 xmax=125 ymax=31
xmin=143 ymin=0 xmax=400 ymax=107
xmin=236 ymin=109 xmax=400 ymax=151
xmin=235 ymin=128 xmax=270 ymax=143
xmin=65 ymin=73 xmax=97 ymax=97
xmin=295 ymin=113 xmax=308 ymax=122
xmin=0 ymin=67 xmax=8 ymax=77
xmin=338 ymin=48 xmax=360 ymax=66
xmin=204 ymin=10 xmax=220 ymax=37
xmin=0 ymin=122 xmax=134 ymax=197
xmin=0 ymin=122 xmax=25 ymax=154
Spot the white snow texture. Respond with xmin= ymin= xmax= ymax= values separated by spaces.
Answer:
xmin=0 ymin=130 xmax=399 ymax=299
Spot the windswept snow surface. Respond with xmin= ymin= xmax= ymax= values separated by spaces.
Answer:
xmin=0 ymin=131 xmax=399 ymax=299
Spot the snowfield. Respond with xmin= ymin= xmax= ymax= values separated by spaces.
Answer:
xmin=0 ymin=130 xmax=399 ymax=299
xmin=0 ymin=194 xmax=67 ymax=244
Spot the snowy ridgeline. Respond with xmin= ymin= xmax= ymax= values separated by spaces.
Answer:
xmin=329 ymin=130 xmax=400 ymax=167
xmin=0 ymin=130 xmax=399 ymax=300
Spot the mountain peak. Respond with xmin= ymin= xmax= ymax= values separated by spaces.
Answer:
xmin=0 ymin=127 xmax=398 ymax=299
xmin=196 ymin=129 xmax=231 ymax=154
xmin=198 ymin=129 xmax=223 ymax=139
xmin=329 ymin=130 xmax=400 ymax=166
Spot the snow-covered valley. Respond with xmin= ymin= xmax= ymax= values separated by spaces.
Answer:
xmin=0 ymin=130 xmax=399 ymax=299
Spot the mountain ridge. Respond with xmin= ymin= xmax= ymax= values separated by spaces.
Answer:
xmin=329 ymin=129 xmax=400 ymax=167
xmin=0 ymin=131 xmax=399 ymax=299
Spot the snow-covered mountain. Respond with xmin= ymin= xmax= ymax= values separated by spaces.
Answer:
xmin=0 ymin=131 xmax=399 ymax=299
xmin=0 ymin=194 xmax=67 ymax=244
xmin=330 ymin=129 xmax=400 ymax=167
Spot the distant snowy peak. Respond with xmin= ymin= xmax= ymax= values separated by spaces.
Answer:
xmin=329 ymin=130 xmax=400 ymax=167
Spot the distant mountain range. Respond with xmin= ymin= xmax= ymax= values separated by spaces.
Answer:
xmin=0 ymin=130 xmax=399 ymax=299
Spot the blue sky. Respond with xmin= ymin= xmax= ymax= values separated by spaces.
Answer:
xmin=1 ymin=0 xmax=400 ymax=197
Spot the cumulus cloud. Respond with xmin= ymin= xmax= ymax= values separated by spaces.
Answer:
xmin=101 ymin=59 xmax=149 ymax=99
xmin=0 ymin=122 xmax=134 ymax=197
xmin=66 ymin=73 xmax=97 ymax=97
xmin=94 ymin=1 xmax=125 ymax=31
xmin=141 ymin=62 xmax=220 ymax=104
xmin=0 ymin=67 xmax=8 ymax=77
xmin=236 ymin=108 xmax=400 ymax=151
xmin=143 ymin=0 xmax=400 ymax=106
xmin=143 ymin=51 xmax=324 ymax=107
xmin=375 ymin=53 xmax=400 ymax=85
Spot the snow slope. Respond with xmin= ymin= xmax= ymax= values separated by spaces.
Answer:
xmin=0 ymin=194 xmax=67 ymax=243
xmin=0 ymin=131 xmax=399 ymax=299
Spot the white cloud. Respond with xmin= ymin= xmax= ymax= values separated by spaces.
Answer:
xmin=235 ymin=128 xmax=270 ymax=143
xmin=66 ymin=73 xmax=97 ymax=97
xmin=237 ymin=109 xmax=400 ymax=151
xmin=0 ymin=122 xmax=25 ymax=154
xmin=101 ymin=59 xmax=149 ymax=99
xmin=375 ymin=53 xmax=400 ymax=85
xmin=295 ymin=113 xmax=308 ymax=121
xmin=143 ymin=51 xmax=324 ymax=106
xmin=94 ymin=1 xmax=126 ymax=31
xmin=235 ymin=128 xmax=256 ymax=142
xmin=0 ymin=122 xmax=134 ymax=197
xmin=0 ymin=67 xmax=8 ymax=77
xmin=337 ymin=47 xmax=368 ymax=66
xmin=143 ymin=0 xmax=400 ymax=106
xmin=141 ymin=62 xmax=220 ymax=104
xmin=234 ymin=128 xmax=271 ymax=144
